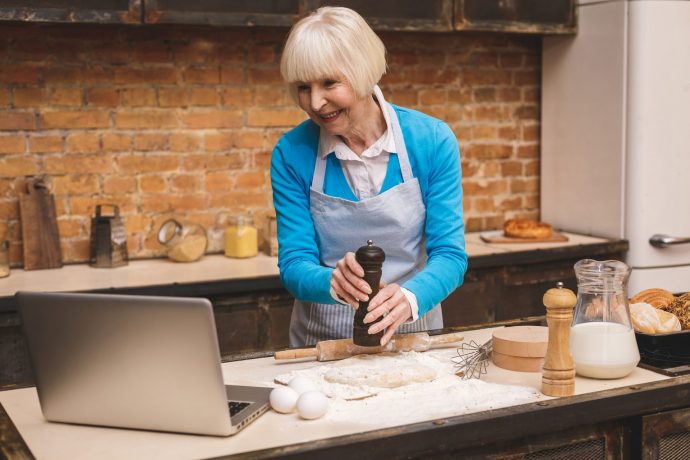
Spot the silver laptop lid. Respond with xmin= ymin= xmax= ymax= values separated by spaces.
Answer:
xmin=18 ymin=291 xmax=235 ymax=436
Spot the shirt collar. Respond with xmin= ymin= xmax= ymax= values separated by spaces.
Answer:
xmin=318 ymin=85 xmax=395 ymax=159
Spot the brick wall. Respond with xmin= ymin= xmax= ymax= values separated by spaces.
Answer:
xmin=0 ymin=24 xmax=540 ymax=265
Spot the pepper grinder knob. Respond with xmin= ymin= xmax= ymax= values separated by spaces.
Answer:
xmin=541 ymin=282 xmax=577 ymax=397
xmin=353 ymin=240 xmax=385 ymax=346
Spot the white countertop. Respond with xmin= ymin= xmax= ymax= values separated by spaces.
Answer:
xmin=0 ymin=327 xmax=667 ymax=460
xmin=0 ymin=232 xmax=611 ymax=298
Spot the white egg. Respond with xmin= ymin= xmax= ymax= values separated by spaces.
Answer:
xmin=288 ymin=376 xmax=317 ymax=395
xmin=269 ymin=386 xmax=299 ymax=414
xmin=296 ymin=391 xmax=329 ymax=420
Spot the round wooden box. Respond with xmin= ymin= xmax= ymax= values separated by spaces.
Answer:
xmin=492 ymin=326 xmax=549 ymax=372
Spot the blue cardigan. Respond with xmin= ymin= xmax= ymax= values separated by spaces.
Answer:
xmin=270 ymin=104 xmax=467 ymax=317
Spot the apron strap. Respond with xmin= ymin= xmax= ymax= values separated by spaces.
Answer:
xmin=311 ymin=153 xmax=328 ymax=192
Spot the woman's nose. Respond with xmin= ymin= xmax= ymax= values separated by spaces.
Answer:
xmin=310 ymin=88 xmax=326 ymax=112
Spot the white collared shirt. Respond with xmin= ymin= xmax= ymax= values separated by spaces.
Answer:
xmin=321 ymin=89 xmax=420 ymax=323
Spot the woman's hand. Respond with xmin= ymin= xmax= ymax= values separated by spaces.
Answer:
xmin=330 ymin=252 xmax=372 ymax=307
xmin=363 ymin=283 xmax=412 ymax=345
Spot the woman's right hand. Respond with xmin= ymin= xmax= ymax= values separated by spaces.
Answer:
xmin=331 ymin=252 xmax=372 ymax=308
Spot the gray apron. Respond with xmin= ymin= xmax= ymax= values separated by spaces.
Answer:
xmin=289 ymin=87 xmax=443 ymax=346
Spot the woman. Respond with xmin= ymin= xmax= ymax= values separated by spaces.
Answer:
xmin=271 ymin=7 xmax=467 ymax=347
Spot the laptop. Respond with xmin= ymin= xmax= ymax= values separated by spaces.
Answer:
xmin=17 ymin=291 xmax=272 ymax=436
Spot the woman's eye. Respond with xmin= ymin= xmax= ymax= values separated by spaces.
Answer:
xmin=296 ymin=85 xmax=310 ymax=92
xmin=324 ymin=80 xmax=336 ymax=87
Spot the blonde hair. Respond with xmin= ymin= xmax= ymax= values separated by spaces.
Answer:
xmin=280 ymin=7 xmax=386 ymax=99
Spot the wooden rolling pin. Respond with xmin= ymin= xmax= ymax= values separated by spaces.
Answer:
xmin=274 ymin=331 xmax=464 ymax=362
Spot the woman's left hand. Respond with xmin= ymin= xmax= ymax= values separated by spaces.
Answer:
xmin=363 ymin=283 xmax=412 ymax=346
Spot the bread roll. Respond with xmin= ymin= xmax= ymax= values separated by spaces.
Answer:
xmin=630 ymin=302 xmax=681 ymax=334
xmin=630 ymin=288 xmax=675 ymax=309
xmin=503 ymin=219 xmax=553 ymax=239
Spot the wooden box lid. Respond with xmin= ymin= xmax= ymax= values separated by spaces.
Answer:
xmin=492 ymin=326 xmax=548 ymax=358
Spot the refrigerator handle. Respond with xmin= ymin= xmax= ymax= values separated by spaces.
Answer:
xmin=649 ymin=234 xmax=690 ymax=248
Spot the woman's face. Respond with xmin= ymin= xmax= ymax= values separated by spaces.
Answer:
xmin=295 ymin=78 xmax=369 ymax=137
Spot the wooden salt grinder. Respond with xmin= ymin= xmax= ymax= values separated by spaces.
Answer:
xmin=542 ymin=282 xmax=577 ymax=397
xmin=353 ymin=240 xmax=385 ymax=347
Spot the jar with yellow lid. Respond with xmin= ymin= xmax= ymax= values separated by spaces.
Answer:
xmin=158 ymin=219 xmax=208 ymax=262
xmin=225 ymin=215 xmax=258 ymax=258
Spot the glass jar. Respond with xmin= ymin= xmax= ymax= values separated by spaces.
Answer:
xmin=0 ymin=240 xmax=9 ymax=278
xmin=265 ymin=210 xmax=278 ymax=257
xmin=571 ymin=259 xmax=640 ymax=379
xmin=157 ymin=219 xmax=208 ymax=263
xmin=224 ymin=215 xmax=258 ymax=258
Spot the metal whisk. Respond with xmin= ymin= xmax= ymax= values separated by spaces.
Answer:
xmin=451 ymin=339 xmax=493 ymax=379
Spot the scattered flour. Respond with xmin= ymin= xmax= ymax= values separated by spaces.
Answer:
xmin=274 ymin=350 xmax=541 ymax=426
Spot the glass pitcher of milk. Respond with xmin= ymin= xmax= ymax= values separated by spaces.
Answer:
xmin=571 ymin=259 xmax=640 ymax=379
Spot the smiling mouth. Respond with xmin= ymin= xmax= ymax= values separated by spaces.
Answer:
xmin=319 ymin=110 xmax=342 ymax=123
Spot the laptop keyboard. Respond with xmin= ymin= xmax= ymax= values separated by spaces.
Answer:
xmin=229 ymin=401 xmax=251 ymax=416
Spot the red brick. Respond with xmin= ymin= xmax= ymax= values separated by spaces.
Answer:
xmin=462 ymin=180 xmax=508 ymax=196
xmin=463 ymin=70 xmax=512 ymax=86
xmin=183 ymin=67 xmax=220 ymax=84
xmin=514 ymin=70 xmax=539 ymax=86
xmin=66 ymin=133 xmax=100 ymax=153
xmin=103 ymin=175 xmax=136 ymax=194
xmin=204 ymin=133 xmax=232 ymax=152
xmin=222 ymin=88 xmax=253 ymax=107
xmin=250 ymin=46 xmax=277 ymax=64
xmin=514 ymin=105 xmax=539 ymax=120
xmin=473 ymin=88 xmax=496 ymax=103
xmin=0 ymin=135 xmax=26 ymax=154
xmin=0 ymin=156 xmax=38 ymax=177
xmin=522 ymin=124 xmax=539 ymax=141
xmin=57 ymin=218 xmax=84 ymax=238
xmin=472 ymin=126 xmax=496 ymax=139
xmin=473 ymin=106 xmax=511 ymax=122
xmin=181 ymin=110 xmax=242 ymax=129
xmin=499 ymin=196 xmax=523 ymax=211
xmin=182 ymin=153 xmax=245 ymax=171
xmin=523 ymin=87 xmax=539 ymax=103
xmin=235 ymin=171 xmax=266 ymax=189
xmin=419 ymin=89 xmax=446 ymax=105
xmin=248 ymin=68 xmax=283 ymax=85
xmin=118 ymin=154 xmax=179 ymax=173
xmin=254 ymin=87 xmax=288 ymax=106
xmin=51 ymin=88 xmax=83 ymax=106
xmin=102 ymin=133 xmax=132 ymax=152
xmin=42 ymin=111 xmax=109 ymax=129
xmin=234 ymin=131 xmax=263 ymax=149
xmin=500 ymin=52 xmax=524 ymax=68
xmin=469 ymin=51 xmax=498 ymax=67
xmin=0 ymin=65 xmax=39 ymax=84
xmin=115 ymin=68 xmax=177 ymax=85
xmin=0 ymin=90 xmax=9 ymax=108
xmin=123 ymin=214 xmax=151 ymax=234
xmin=139 ymin=176 xmax=167 ymax=193
xmin=170 ymin=174 xmax=200 ymax=192
xmin=221 ymin=67 xmax=245 ymax=84
xmin=388 ymin=89 xmax=418 ymax=106
xmin=121 ymin=88 xmax=157 ymax=107
xmin=0 ymin=200 xmax=18 ymax=220
xmin=510 ymin=178 xmax=539 ymax=194
xmin=205 ymin=172 xmax=232 ymax=191
xmin=70 ymin=195 xmax=136 ymax=216
xmin=44 ymin=67 xmax=110 ymax=85
xmin=116 ymin=111 xmax=178 ymax=129
xmin=134 ymin=134 xmax=168 ymax=151
xmin=132 ymin=43 xmax=171 ymax=63
xmin=207 ymin=191 xmax=267 ymax=208
xmin=0 ymin=113 xmax=35 ymax=130
xmin=13 ymin=88 xmax=46 ymax=107
xmin=464 ymin=144 xmax=513 ymax=160
xmin=501 ymin=161 xmax=523 ymax=177
xmin=517 ymin=145 xmax=539 ymax=159
xmin=247 ymin=109 xmax=304 ymax=127
xmin=87 ymin=88 xmax=119 ymax=107
xmin=448 ymin=88 xmax=472 ymax=104
xmin=170 ymin=133 xmax=201 ymax=152
xmin=34 ymin=137 xmax=62 ymax=162
xmin=474 ymin=197 xmax=496 ymax=213
xmin=43 ymin=154 xmax=113 ymax=174
xmin=498 ymin=126 xmax=519 ymax=140
xmin=52 ymin=175 xmax=100 ymax=195
xmin=498 ymin=88 xmax=521 ymax=102
xmin=158 ymin=88 xmax=188 ymax=107
xmin=59 ymin=238 xmax=91 ymax=262
xmin=190 ymin=88 xmax=220 ymax=106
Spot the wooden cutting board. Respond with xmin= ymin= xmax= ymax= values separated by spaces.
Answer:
xmin=480 ymin=230 xmax=569 ymax=244
xmin=492 ymin=326 xmax=549 ymax=372
xmin=19 ymin=177 xmax=63 ymax=270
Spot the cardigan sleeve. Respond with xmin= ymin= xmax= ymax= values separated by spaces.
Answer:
xmin=402 ymin=121 xmax=467 ymax=315
xmin=270 ymin=135 xmax=336 ymax=304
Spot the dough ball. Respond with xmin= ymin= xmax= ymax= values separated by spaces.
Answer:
xmin=269 ymin=386 xmax=299 ymax=414
xmin=288 ymin=376 xmax=317 ymax=395
xmin=296 ymin=391 xmax=328 ymax=420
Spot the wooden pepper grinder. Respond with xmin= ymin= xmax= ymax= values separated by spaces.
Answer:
xmin=353 ymin=240 xmax=385 ymax=347
xmin=542 ymin=281 xmax=577 ymax=397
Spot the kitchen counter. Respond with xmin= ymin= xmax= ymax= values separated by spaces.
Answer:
xmin=0 ymin=231 xmax=621 ymax=304
xmin=0 ymin=325 xmax=685 ymax=459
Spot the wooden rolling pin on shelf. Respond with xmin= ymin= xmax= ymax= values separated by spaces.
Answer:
xmin=274 ymin=331 xmax=465 ymax=362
